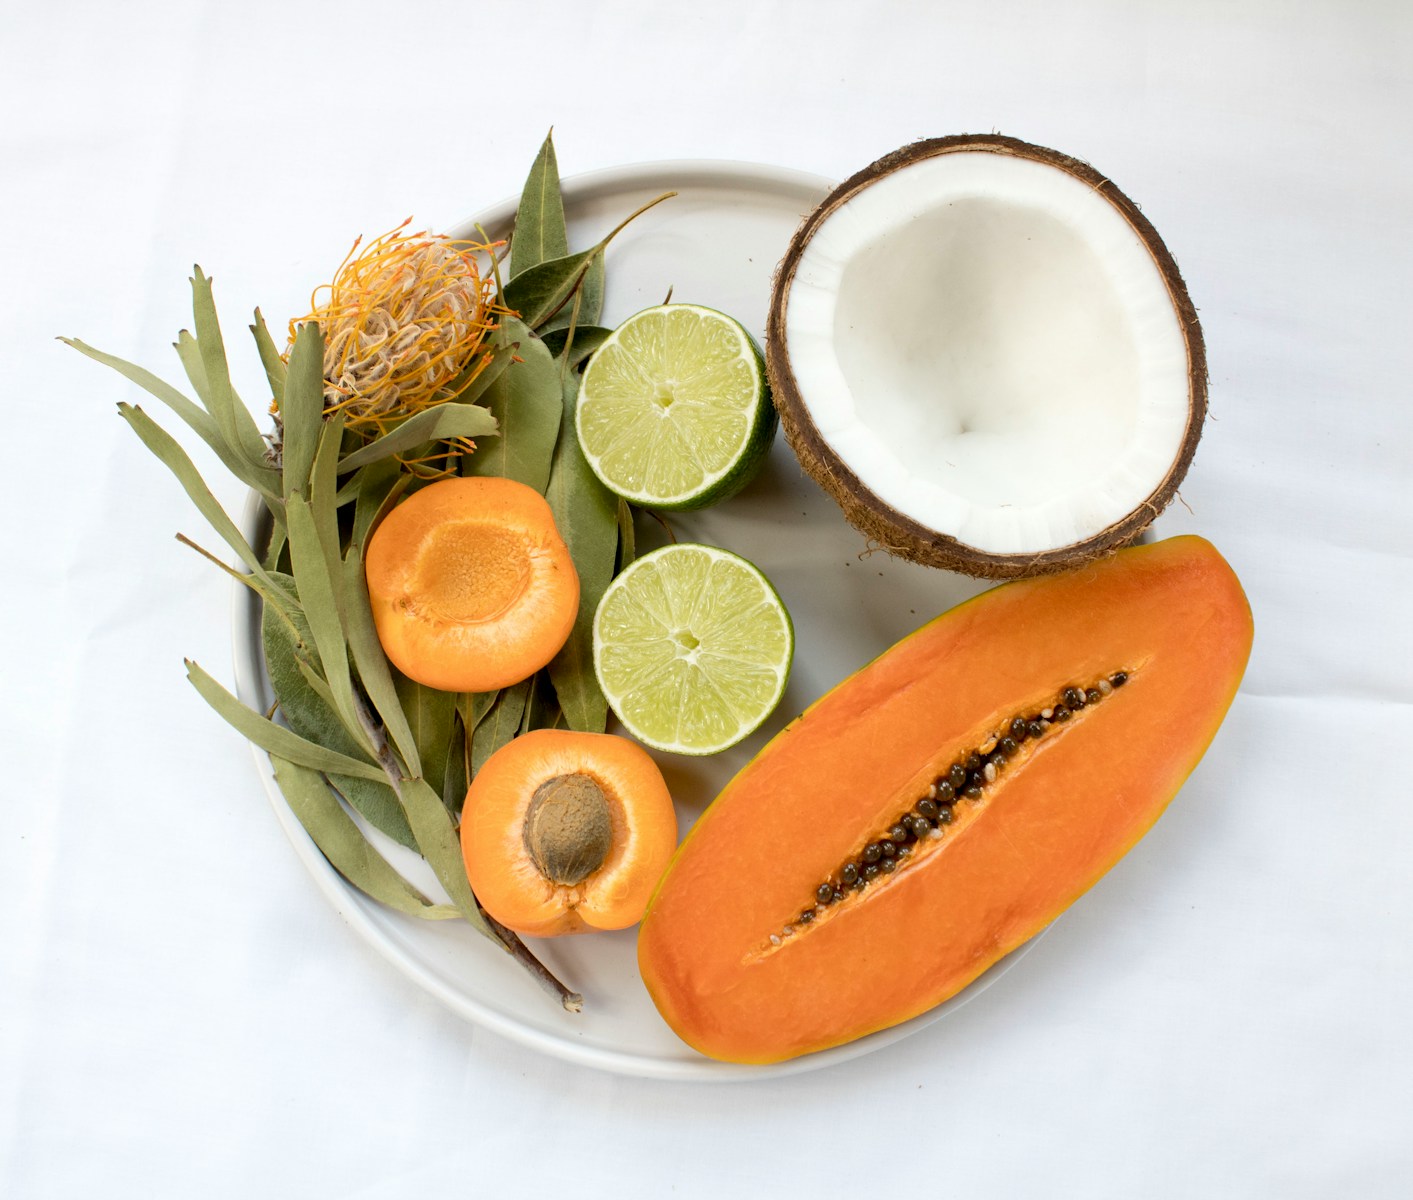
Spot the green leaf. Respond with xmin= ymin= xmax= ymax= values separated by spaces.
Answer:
xmin=579 ymin=254 xmax=606 ymax=326
xmin=500 ymin=248 xmax=595 ymax=332
xmin=62 ymin=338 xmax=282 ymax=503
xmin=457 ymin=691 xmax=498 ymax=738
xmin=173 ymin=329 xmax=212 ymax=404
xmin=352 ymin=467 xmax=411 ymax=550
xmin=336 ymin=401 xmax=500 ymax=473
xmin=471 ymin=681 xmax=532 ymax=776
xmin=286 ymin=494 xmax=366 ymax=749
xmin=397 ymin=776 xmax=490 ymax=934
xmin=394 ymin=671 xmax=457 ymax=801
xmin=540 ymin=324 xmax=612 ymax=368
xmin=271 ymin=757 xmax=456 ymax=919
xmin=545 ymin=373 xmax=617 ymax=732
xmin=462 ymin=317 xmax=562 ymax=493
xmin=250 ymin=308 xmax=288 ymax=406
xmin=521 ymin=671 xmax=563 ymax=734
xmin=189 ymin=266 xmax=269 ymax=467
xmin=440 ymin=715 xmax=469 ymax=813
xmin=341 ymin=546 xmax=423 ymax=781
xmin=117 ymin=403 xmax=297 ymax=614
xmin=502 ymin=192 xmax=673 ymax=330
xmin=616 ymin=497 xmax=637 ymax=572
xmin=308 ymin=413 xmax=346 ymax=589
xmin=281 ymin=320 xmax=326 ymax=500
xmin=263 ymin=591 xmax=415 ymax=847
xmin=186 ymin=659 xmax=386 ymax=782
xmin=511 ymin=130 xmax=569 ymax=279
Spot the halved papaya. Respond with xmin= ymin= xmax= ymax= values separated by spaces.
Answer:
xmin=637 ymin=535 xmax=1252 ymax=1064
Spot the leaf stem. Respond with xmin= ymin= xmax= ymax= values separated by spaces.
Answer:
xmin=481 ymin=908 xmax=584 ymax=1013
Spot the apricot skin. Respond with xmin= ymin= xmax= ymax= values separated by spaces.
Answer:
xmin=364 ymin=477 xmax=579 ymax=693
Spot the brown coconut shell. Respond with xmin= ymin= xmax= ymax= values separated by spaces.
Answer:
xmin=766 ymin=134 xmax=1207 ymax=580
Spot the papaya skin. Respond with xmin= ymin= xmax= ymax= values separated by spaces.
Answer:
xmin=637 ymin=536 xmax=1253 ymax=1064
xmin=461 ymin=730 xmax=678 ymax=938
xmin=364 ymin=476 xmax=579 ymax=693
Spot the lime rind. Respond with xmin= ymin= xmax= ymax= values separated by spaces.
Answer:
xmin=592 ymin=544 xmax=794 ymax=755
xmin=577 ymin=304 xmax=775 ymax=510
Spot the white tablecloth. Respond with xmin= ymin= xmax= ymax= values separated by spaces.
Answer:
xmin=5 ymin=2 xmax=1410 ymax=1195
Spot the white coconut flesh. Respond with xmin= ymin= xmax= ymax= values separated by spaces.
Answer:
xmin=782 ymin=151 xmax=1193 ymax=555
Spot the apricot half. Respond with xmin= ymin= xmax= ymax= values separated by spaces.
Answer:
xmin=461 ymin=730 xmax=678 ymax=937
xmin=364 ymin=476 xmax=579 ymax=693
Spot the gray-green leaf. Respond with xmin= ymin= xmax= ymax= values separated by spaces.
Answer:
xmin=189 ymin=266 xmax=269 ymax=469
xmin=545 ymin=373 xmax=617 ymax=732
xmin=262 ymin=578 xmax=415 ymax=847
xmin=186 ymin=659 xmax=385 ymax=783
xmin=250 ymin=308 xmax=288 ymax=406
xmin=540 ymin=324 xmax=612 ymax=368
xmin=394 ymin=671 xmax=458 ymax=801
xmin=117 ymin=403 xmax=297 ymax=617
xmin=471 ymin=681 xmax=532 ymax=776
xmin=271 ymin=756 xmax=451 ymax=917
xmin=462 ymin=317 xmax=562 ymax=493
xmin=281 ymin=320 xmax=326 ymax=500
xmin=510 ymin=130 xmax=569 ymax=278
xmin=337 ymin=401 xmax=500 ymax=472
xmin=397 ymin=776 xmax=490 ymax=934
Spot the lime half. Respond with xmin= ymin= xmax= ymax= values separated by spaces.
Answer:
xmin=576 ymin=304 xmax=775 ymax=510
xmin=593 ymin=544 xmax=794 ymax=755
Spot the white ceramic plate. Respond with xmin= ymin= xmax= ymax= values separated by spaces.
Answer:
xmin=233 ymin=160 xmax=1040 ymax=1080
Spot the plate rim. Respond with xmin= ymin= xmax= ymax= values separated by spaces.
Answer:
xmin=231 ymin=158 xmax=1039 ymax=1081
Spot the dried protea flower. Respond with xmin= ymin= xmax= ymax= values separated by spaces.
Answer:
xmin=286 ymin=219 xmax=501 ymax=442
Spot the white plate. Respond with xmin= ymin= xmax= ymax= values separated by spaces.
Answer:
xmin=233 ymin=160 xmax=1040 ymax=1080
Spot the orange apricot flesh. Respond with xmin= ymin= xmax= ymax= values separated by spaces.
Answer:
xmin=364 ymin=476 xmax=579 ymax=693
xmin=462 ymin=730 xmax=679 ymax=937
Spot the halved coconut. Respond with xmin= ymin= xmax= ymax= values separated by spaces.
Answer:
xmin=767 ymin=135 xmax=1206 ymax=578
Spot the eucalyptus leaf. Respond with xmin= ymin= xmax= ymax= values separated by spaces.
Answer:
xmin=457 ymin=691 xmax=498 ymax=737
xmin=309 ymin=413 xmax=347 ymax=593
xmin=337 ymin=401 xmax=499 ymax=472
xmin=352 ymin=469 xmax=411 ymax=550
xmin=579 ymin=254 xmax=606 ymax=326
xmin=189 ymin=266 xmax=269 ymax=467
xmin=397 ymin=776 xmax=490 ymax=934
xmin=545 ymin=373 xmax=617 ymax=732
xmin=336 ymin=458 xmax=397 ymax=508
xmin=262 ymin=578 xmax=415 ymax=847
xmin=186 ymin=659 xmax=386 ymax=783
xmin=502 ymin=192 xmax=673 ymax=330
xmin=341 ymin=547 xmax=423 ymax=780
xmin=271 ymin=756 xmax=455 ymax=919
xmin=394 ymin=671 xmax=457 ymax=801
xmin=540 ymin=324 xmax=612 ymax=368
xmin=286 ymin=494 xmax=365 ymax=748
xmin=500 ymin=248 xmax=594 ymax=332
xmin=462 ymin=317 xmax=562 ymax=493
xmin=471 ymin=680 xmax=532 ymax=776
xmin=281 ymin=321 xmax=326 ymax=500
xmin=510 ymin=130 xmax=569 ymax=278
xmin=616 ymin=497 xmax=636 ymax=572
xmin=62 ymin=338 xmax=282 ymax=503
xmin=250 ymin=308 xmax=287 ymax=406
xmin=521 ymin=671 xmax=563 ymax=735
xmin=440 ymin=715 xmax=469 ymax=814
xmin=117 ymin=403 xmax=297 ymax=615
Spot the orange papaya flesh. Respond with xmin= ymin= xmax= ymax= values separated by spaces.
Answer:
xmin=636 ymin=535 xmax=1253 ymax=1064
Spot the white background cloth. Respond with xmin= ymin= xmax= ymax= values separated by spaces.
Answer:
xmin=4 ymin=1 xmax=1411 ymax=1195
